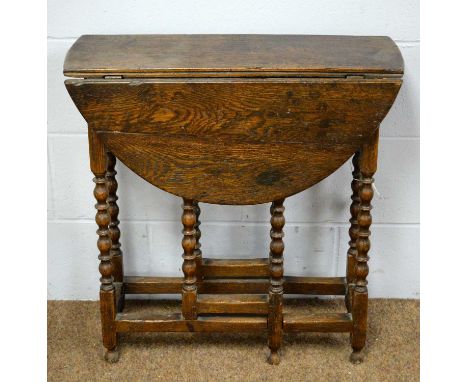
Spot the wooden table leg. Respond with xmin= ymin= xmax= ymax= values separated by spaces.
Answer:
xmin=106 ymin=152 xmax=124 ymax=312
xmin=350 ymin=128 xmax=379 ymax=363
xmin=193 ymin=201 xmax=203 ymax=282
xmin=89 ymin=131 xmax=118 ymax=362
xmin=345 ymin=151 xmax=361 ymax=312
xmin=181 ymin=198 xmax=198 ymax=320
xmin=268 ymin=199 xmax=285 ymax=365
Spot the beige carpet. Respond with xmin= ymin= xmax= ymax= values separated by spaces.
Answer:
xmin=48 ymin=298 xmax=419 ymax=381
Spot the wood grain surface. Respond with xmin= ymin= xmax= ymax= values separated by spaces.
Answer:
xmin=63 ymin=35 xmax=403 ymax=78
xmin=115 ymin=313 xmax=267 ymax=333
xmin=67 ymin=78 xmax=401 ymax=204
xmin=122 ymin=276 xmax=346 ymax=295
xmin=197 ymin=295 xmax=268 ymax=314
xmin=202 ymin=258 xmax=269 ymax=278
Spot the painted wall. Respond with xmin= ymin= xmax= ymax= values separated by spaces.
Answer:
xmin=48 ymin=0 xmax=420 ymax=299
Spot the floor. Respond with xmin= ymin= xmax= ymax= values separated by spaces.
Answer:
xmin=48 ymin=298 xmax=419 ymax=382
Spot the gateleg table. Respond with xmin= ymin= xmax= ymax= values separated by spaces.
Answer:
xmin=64 ymin=34 xmax=403 ymax=364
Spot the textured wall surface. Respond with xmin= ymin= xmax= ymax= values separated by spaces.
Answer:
xmin=48 ymin=0 xmax=420 ymax=299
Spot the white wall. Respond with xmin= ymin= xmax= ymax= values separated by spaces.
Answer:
xmin=47 ymin=1 xmax=420 ymax=299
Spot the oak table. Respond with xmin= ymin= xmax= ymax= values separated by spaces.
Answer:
xmin=64 ymin=34 xmax=403 ymax=364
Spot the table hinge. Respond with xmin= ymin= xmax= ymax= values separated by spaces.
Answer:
xmin=104 ymin=75 xmax=123 ymax=79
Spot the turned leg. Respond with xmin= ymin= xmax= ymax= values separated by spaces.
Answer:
xmin=268 ymin=199 xmax=285 ymax=365
xmin=350 ymin=129 xmax=379 ymax=364
xmin=345 ymin=151 xmax=361 ymax=312
xmin=181 ymin=198 xmax=197 ymax=320
xmin=193 ymin=201 xmax=203 ymax=282
xmin=106 ymin=152 xmax=124 ymax=312
xmin=89 ymin=132 xmax=118 ymax=362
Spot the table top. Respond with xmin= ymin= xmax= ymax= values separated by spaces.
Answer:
xmin=63 ymin=34 xmax=403 ymax=78
xmin=65 ymin=34 xmax=403 ymax=204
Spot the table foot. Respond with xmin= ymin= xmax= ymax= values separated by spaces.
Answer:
xmin=268 ymin=350 xmax=281 ymax=365
xmin=104 ymin=349 xmax=119 ymax=363
xmin=350 ymin=350 xmax=364 ymax=364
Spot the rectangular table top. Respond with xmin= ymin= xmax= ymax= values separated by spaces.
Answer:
xmin=63 ymin=34 xmax=403 ymax=78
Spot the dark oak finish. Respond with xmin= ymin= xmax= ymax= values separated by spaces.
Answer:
xmin=65 ymin=34 xmax=403 ymax=365
xmin=66 ymin=78 xmax=400 ymax=204
xmin=106 ymin=152 xmax=124 ymax=312
xmin=90 ymin=133 xmax=118 ymax=363
xmin=268 ymin=200 xmax=285 ymax=364
xmin=202 ymin=258 xmax=269 ymax=278
xmin=124 ymin=276 xmax=183 ymax=294
xmin=115 ymin=313 xmax=267 ymax=333
xmin=181 ymin=199 xmax=197 ymax=320
xmin=194 ymin=201 xmax=203 ymax=282
xmin=345 ymin=151 xmax=361 ymax=312
xmin=113 ymin=282 xmax=123 ymax=312
xmin=64 ymin=35 xmax=403 ymax=78
xmin=106 ymin=153 xmax=123 ymax=282
xmin=197 ymin=295 xmax=268 ymax=315
xmin=350 ymin=129 xmax=379 ymax=364
xmin=284 ymin=276 xmax=346 ymax=295
xmin=198 ymin=279 xmax=269 ymax=295
xmin=123 ymin=275 xmax=347 ymax=295
xmin=283 ymin=313 xmax=353 ymax=333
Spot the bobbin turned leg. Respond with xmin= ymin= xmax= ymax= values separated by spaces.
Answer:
xmin=193 ymin=201 xmax=203 ymax=282
xmin=106 ymin=152 xmax=124 ymax=312
xmin=268 ymin=199 xmax=285 ymax=365
xmin=89 ymin=132 xmax=118 ymax=362
xmin=181 ymin=198 xmax=198 ymax=320
xmin=350 ymin=129 xmax=379 ymax=364
xmin=345 ymin=152 xmax=361 ymax=312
